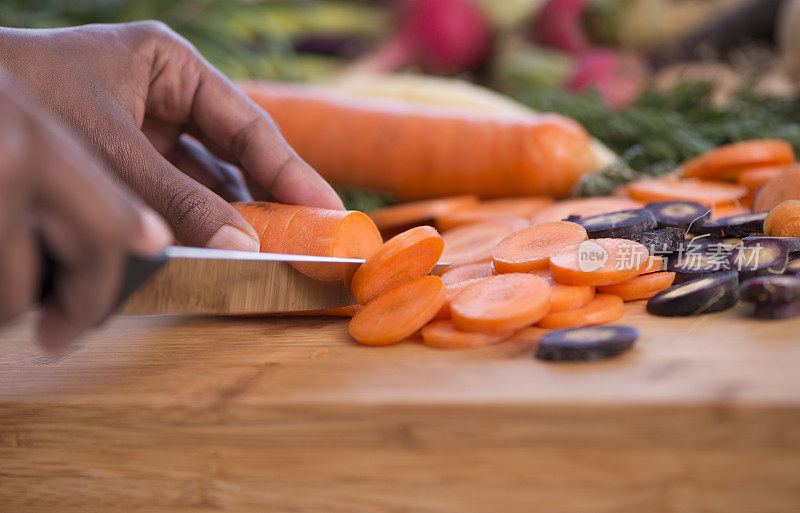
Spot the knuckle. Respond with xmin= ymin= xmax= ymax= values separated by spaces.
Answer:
xmin=130 ymin=20 xmax=198 ymax=56
xmin=131 ymin=20 xmax=173 ymax=39
xmin=229 ymin=117 xmax=262 ymax=160
xmin=164 ymin=186 xmax=214 ymax=231
xmin=270 ymin=153 xmax=299 ymax=190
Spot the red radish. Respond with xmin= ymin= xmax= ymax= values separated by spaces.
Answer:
xmin=566 ymin=48 xmax=649 ymax=110
xmin=353 ymin=0 xmax=492 ymax=75
xmin=532 ymin=0 xmax=590 ymax=54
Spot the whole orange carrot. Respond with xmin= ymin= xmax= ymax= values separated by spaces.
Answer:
xmin=240 ymin=82 xmax=597 ymax=200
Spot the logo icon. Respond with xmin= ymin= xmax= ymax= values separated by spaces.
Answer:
xmin=577 ymin=240 xmax=608 ymax=272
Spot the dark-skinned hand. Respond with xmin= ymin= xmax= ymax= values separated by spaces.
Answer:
xmin=0 ymin=22 xmax=344 ymax=251
xmin=0 ymin=71 xmax=171 ymax=352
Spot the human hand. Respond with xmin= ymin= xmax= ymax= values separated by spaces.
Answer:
xmin=0 ymin=22 xmax=344 ymax=251
xmin=0 ymin=72 xmax=171 ymax=352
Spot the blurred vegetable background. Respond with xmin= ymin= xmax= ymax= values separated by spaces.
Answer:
xmin=2 ymin=0 xmax=800 ymax=201
xmin=0 ymin=0 xmax=388 ymax=80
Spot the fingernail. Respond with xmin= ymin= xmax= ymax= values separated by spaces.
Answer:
xmin=135 ymin=209 xmax=173 ymax=255
xmin=207 ymin=225 xmax=260 ymax=252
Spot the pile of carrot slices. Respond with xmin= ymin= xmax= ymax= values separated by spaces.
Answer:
xmin=621 ymin=139 xmax=797 ymax=213
xmin=344 ymin=212 xmax=673 ymax=347
xmin=235 ymin=139 xmax=800 ymax=350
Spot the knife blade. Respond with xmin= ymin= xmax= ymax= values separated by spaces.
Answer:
xmin=117 ymin=246 xmax=354 ymax=315
xmin=92 ymin=246 xmax=449 ymax=315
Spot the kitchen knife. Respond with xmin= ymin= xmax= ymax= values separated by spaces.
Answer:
xmin=40 ymin=246 xmax=451 ymax=315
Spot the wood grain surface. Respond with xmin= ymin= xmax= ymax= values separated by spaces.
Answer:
xmin=1 ymin=302 xmax=799 ymax=512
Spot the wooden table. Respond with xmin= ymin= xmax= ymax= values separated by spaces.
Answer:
xmin=1 ymin=302 xmax=799 ymax=512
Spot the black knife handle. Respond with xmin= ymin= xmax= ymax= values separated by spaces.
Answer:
xmin=38 ymin=247 xmax=168 ymax=310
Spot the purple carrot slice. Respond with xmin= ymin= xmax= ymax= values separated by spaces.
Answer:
xmin=647 ymin=271 xmax=739 ymax=317
xmin=535 ymin=326 xmax=638 ymax=362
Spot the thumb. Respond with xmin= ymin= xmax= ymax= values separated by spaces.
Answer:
xmin=99 ymin=124 xmax=261 ymax=251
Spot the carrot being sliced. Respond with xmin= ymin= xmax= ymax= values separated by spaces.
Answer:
xmin=549 ymin=238 xmax=651 ymax=286
xmin=441 ymin=217 xmax=529 ymax=266
xmin=421 ymin=320 xmax=513 ymax=349
xmin=529 ymin=196 xmax=643 ymax=225
xmin=625 ymin=178 xmax=747 ymax=208
xmin=529 ymin=269 xmax=595 ymax=313
xmin=683 ymin=140 xmax=795 ymax=180
xmin=536 ymin=293 xmax=624 ymax=329
xmin=234 ymin=201 xmax=383 ymax=281
xmin=491 ymin=221 xmax=588 ymax=273
xmin=440 ymin=261 xmax=494 ymax=285
xmin=349 ymin=226 xmax=444 ymax=304
xmin=450 ymin=273 xmax=552 ymax=333
xmin=597 ymin=271 xmax=676 ymax=301
xmin=435 ymin=197 xmax=554 ymax=232
xmin=368 ymin=195 xmax=479 ymax=232
xmin=349 ymin=276 xmax=445 ymax=346
xmin=764 ymin=200 xmax=800 ymax=237
xmin=753 ymin=165 xmax=800 ymax=212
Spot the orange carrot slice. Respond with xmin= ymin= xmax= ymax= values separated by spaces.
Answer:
xmin=536 ymin=293 xmax=624 ymax=329
xmin=434 ymin=278 xmax=489 ymax=321
xmin=737 ymin=165 xmax=787 ymax=207
xmin=368 ymin=195 xmax=479 ymax=231
xmin=421 ymin=320 xmax=513 ymax=349
xmin=530 ymin=269 xmax=595 ymax=313
xmin=491 ymin=221 xmax=588 ymax=273
xmin=441 ymin=217 xmax=529 ymax=266
xmin=641 ymin=255 xmax=665 ymax=274
xmin=549 ymin=238 xmax=651 ymax=286
xmin=234 ymin=201 xmax=383 ymax=281
xmin=597 ymin=271 xmax=676 ymax=301
xmin=450 ymin=273 xmax=552 ymax=333
xmin=529 ymin=196 xmax=643 ymax=225
xmin=737 ymin=165 xmax=787 ymax=193
xmin=710 ymin=203 xmax=751 ymax=220
xmin=753 ymin=165 xmax=800 ymax=212
xmin=349 ymin=226 xmax=444 ymax=304
xmin=440 ymin=261 xmax=494 ymax=285
xmin=764 ymin=200 xmax=800 ymax=237
xmin=435 ymin=197 xmax=553 ymax=231
xmin=625 ymin=178 xmax=747 ymax=208
xmin=683 ymin=140 xmax=795 ymax=180
xmin=349 ymin=276 xmax=445 ymax=346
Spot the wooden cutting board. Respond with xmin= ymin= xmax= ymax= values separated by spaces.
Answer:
xmin=1 ymin=302 xmax=799 ymax=512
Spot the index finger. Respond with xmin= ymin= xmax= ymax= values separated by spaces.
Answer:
xmin=188 ymin=63 xmax=344 ymax=211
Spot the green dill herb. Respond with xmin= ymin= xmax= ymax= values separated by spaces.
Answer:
xmin=516 ymin=82 xmax=800 ymax=196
